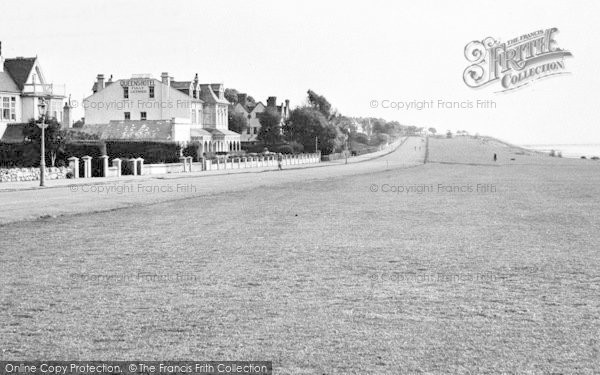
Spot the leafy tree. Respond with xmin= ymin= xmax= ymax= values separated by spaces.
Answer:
xmin=428 ymin=127 xmax=437 ymax=135
xmin=257 ymin=107 xmax=282 ymax=145
xmin=284 ymin=107 xmax=339 ymax=154
xmin=72 ymin=118 xmax=85 ymax=128
xmin=446 ymin=130 xmax=453 ymax=138
xmin=228 ymin=111 xmax=248 ymax=134
xmin=246 ymin=96 xmax=256 ymax=107
xmin=307 ymin=89 xmax=333 ymax=119
xmin=22 ymin=117 xmax=67 ymax=167
xmin=224 ymin=88 xmax=239 ymax=104
xmin=353 ymin=133 xmax=369 ymax=144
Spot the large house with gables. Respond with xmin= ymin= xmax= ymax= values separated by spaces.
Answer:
xmin=82 ymin=72 xmax=241 ymax=156
xmin=0 ymin=43 xmax=66 ymax=143
xmin=233 ymin=94 xmax=290 ymax=143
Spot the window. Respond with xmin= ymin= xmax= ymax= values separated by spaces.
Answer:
xmin=247 ymin=114 xmax=251 ymax=120
xmin=123 ymin=87 xmax=129 ymax=99
xmin=253 ymin=127 xmax=257 ymax=135
xmin=191 ymin=110 xmax=196 ymax=124
xmin=2 ymin=96 xmax=16 ymax=121
xmin=10 ymin=97 xmax=15 ymax=120
xmin=124 ymin=112 xmax=131 ymax=120
xmin=140 ymin=112 xmax=147 ymax=120
xmin=149 ymin=86 xmax=155 ymax=99
xmin=246 ymin=128 xmax=251 ymax=134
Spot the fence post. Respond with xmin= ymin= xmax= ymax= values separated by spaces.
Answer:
xmin=136 ymin=157 xmax=144 ymax=175
xmin=112 ymin=158 xmax=122 ymax=177
xmin=99 ymin=155 xmax=109 ymax=177
xmin=81 ymin=156 xmax=92 ymax=178
xmin=68 ymin=156 xmax=79 ymax=179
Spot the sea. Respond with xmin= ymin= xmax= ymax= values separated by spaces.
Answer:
xmin=520 ymin=144 xmax=600 ymax=159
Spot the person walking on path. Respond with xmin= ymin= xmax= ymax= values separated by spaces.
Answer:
xmin=277 ymin=153 xmax=283 ymax=170
xmin=493 ymin=153 xmax=497 ymax=162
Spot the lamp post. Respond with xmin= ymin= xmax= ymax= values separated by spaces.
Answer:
xmin=37 ymin=98 xmax=48 ymax=187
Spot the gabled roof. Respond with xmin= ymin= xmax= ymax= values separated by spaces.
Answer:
xmin=0 ymin=124 xmax=26 ymax=143
xmin=190 ymin=127 xmax=213 ymax=139
xmin=3 ymin=57 xmax=36 ymax=90
xmin=79 ymin=120 xmax=175 ymax=142
xmin=250 ymin=101 xmax=265 ymax=113
xmin=207 ymin=128 xmax=241 ymax=139
xmin=0 ymin=70 xmax=19 ymax=92
xmin=199 ymin=84 xmax=230 ymax=105
xmin=170 ymin=80 xmax=192 ymax=90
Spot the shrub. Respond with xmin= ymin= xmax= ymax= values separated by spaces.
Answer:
xmin=275 ymin=145 xmax=294 ymax=154
xmin=288 ymin=141 xmax=304 ymax=153
xmin=353 ymin=133 xmax=369 ymax=144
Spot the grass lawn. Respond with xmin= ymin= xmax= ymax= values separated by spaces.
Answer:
xmin=1 ymin=137 xmax=599 ymax=374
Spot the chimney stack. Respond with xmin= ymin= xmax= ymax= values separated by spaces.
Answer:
xmin=62 ymin=101 xmax=72 ymax=129
xmin=238 ymin=93 xmax=247 ymax=107
xmin=161 ymin=72 xmax=170 ymax=86
xmin=96 ymin=74 xmax=105 ymax=91
xmin=267 ymin=96 xmax=277 ymax=108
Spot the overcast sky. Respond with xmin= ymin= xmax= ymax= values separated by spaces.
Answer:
xmin=1 ymin=0 xmax=598 ymax=145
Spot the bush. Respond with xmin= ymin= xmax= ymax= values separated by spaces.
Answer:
xmin=353 ymin=133 xmax=369 ymax=144
xmin=274 ymin=145 xmax=294 ymax=154
xmin=288 ymin=141 xmax=304 ymax=153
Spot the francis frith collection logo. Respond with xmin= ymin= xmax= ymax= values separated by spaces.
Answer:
xmin=463 ymin=27 xmax=572 ymax=92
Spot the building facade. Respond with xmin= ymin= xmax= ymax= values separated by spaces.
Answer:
xmin=233 ymin=94 xmax=290 ymax=143
xmin=83 ymin=72 xmax=241 ymax=154
xmin=0 ymin=43 xmax=66 ymax=143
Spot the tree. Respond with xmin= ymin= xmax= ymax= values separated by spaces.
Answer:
xmin=446 ymin=130 xmax=453 ymax=138
xmin=284 ymin=107 xmax=340 ymax=154
xmin=228 ymin=111 xmax=248 ymax=134
xmin=257 ymin=107 xmax=282 ymax=145
xmin=353 ymin=133 xmax=369 ymax=145
xmin=428 ymin=127 xmax=437 ymax=135
xmin=73 ymin=118 xmax=85 ymax=128
xmin=22 ymin=118 xmax=67 ymax=167
xmin=224 ymin=88 xmax=239 ymax=104
xmin=307 ymin=89 xmax=333 ymax=119
xmin=246 ymin=96 xmax=256 ymax=107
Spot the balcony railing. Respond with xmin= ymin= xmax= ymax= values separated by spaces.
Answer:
xmin=22 ymin=83 xmax=66 ymax=97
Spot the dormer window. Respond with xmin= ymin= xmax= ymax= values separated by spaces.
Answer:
xmin=149 ymin=86 xmax=155 ymax=98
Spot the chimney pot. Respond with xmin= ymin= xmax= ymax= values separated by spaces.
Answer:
xmin=161 ymin=72 xmax=170 ymax=86
xmin=96 ymin=74 xmax=105 ymax=91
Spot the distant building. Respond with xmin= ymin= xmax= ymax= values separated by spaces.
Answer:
xmin=82 ymin=72 xmax=241 ymax=154
xmin=0 ymin=42 xmax=66 ymax=143
xmin=233 ymin=94 xmax=290 ymax=143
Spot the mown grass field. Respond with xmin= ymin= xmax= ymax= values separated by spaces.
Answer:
xmin=1 ymin=137 xmax=599 ymax=374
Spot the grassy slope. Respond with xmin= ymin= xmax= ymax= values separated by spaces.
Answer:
xmin=1 ymin=137 xmax=599 ymax=373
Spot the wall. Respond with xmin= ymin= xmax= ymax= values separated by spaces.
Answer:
xmin=0 ymin=166 xmax=70 ymax=183
xmin=84 ymin=78 xmax=199 ymax=125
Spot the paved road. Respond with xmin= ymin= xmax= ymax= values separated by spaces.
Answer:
xmin=0 ymin=137 xmax=426 ymax=225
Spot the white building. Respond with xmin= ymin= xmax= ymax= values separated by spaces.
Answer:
xmin=0 ymin=42 xmax=66 ymax=143
xmin=83 ymin=72 xmax=241 ymax=154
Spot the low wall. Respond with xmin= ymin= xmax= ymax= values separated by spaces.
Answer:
xmin=322 ymin=137 xmax=406 ymax=161
xmin=142 ymin=163 xmax=185 ymax=176
xmin=0 ymin=167 xmax=71 ymax=183
xmin=142 ymin=153 xmax=321 ymax=175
